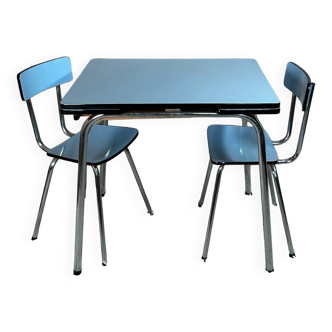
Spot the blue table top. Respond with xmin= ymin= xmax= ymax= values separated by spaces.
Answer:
xmin=60 ymin=58 xmax=280 ymax=114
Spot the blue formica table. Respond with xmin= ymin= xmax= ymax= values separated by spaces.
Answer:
xmin=60 ymin=58 xmax=280 ymax=275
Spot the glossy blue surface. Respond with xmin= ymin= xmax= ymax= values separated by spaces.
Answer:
xmin=18 ymin=57 xmax=73 ymax=101
xmin=284 ymin=62 xmax=311 ymax=109
xmin=47 ymin=125 xmax=138 ymax=166
xmin=61 ymin=59 xmax=280 ymax=114
xmin=207 ymin=125 xmax=278 ymax=165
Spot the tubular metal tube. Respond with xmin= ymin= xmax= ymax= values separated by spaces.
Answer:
xmin=73 ymin=114 xmax=105 ymax=272
xmin=91 ymin=166 xmax=107 ymax=266
xmin=124 ymin=148 xmax=153 ymax=215
xmin=99 ymin=120 xmax=108 ymax=197
xmin=32 ymin=158 xmax=59 ymax=240
xmin=270 ymin=164 xmax=295 ymax=257
xmin=26 ymin=99 xmax=50 ymax=152
xmin=198 ymin=160 xmax=213 ymax=207
xmin=202 ymin=165 xmax=224 ymax=261
xmin=268 ymin=165 xmax=277 ymax=206
xmin=273 ymin=94 xmax=296 ymax=146
xmin=242 ymin=119 xmax=252 ymax=195
xmin=220 ymin=114 xmax=274 ymax=271
xmin=56 ymin=86 xmax=75 ymax=137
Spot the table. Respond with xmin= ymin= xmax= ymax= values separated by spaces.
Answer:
xmin=60 ymin=58 xmax=280 ymax=275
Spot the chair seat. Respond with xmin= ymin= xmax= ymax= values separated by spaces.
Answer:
xmin=208 ymin=125 xmax=278 ymax=165
xmin=47 ymin=125 xmax=138 ymax=166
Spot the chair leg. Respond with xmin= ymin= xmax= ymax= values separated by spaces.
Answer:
xmin=124 ymin=148 xmax=154 ymax=215
xmin=100 ymin=163 xmax=107 ymax=197
xmin=99 ymin=120 xmax=108 ymax=197
xmin=91 ymin=166 xmax=108 ymax=266
xmin=32 ymin=158 xmax=59 ymax=240
xmin=244 ymin=165 xmax=252 ymax=195
xmin=242 ymin=120 xmax=252 ymax=196
xmin=270 ymin=164 xmax=295 ymax=257
xmin=202 ymin=165 xmax=224 ymax=261
xmin=268 ymin=165 xmax=277 ymax=206
xmin=198 ymin=160 xmax=213 ymax=207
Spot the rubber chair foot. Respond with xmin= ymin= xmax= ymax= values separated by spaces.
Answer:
xmin=100 ymin=262 xmax=109 ymax=269
xmin=288 ymin=254 xmax=299 ymax=260
xmin=72 ymin=270 xmax=83 ymax=278
xmin=146 ymin=209 xmax=157 ymax=218
xmin=266 ymin=269 xmax=274 ymax=273
xmin=201 ymin=256 xmax=209 ymax=265
xmin=101 ymin=193 xmax=106 ymax=197
xmin=289 ymin=253 xmax=296 ymax=258
xmin=245 ymin=192 xmax=253 ymax=196
xmin=31 ymin=235 xmax=39 ymax=242
xmin=198 ymin=202 xmax=203 ymax=208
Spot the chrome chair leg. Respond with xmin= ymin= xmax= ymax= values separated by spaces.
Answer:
xmin=99 ymin=120 xmax=108 ymax=197
xmin=268 ymin=165 xmax=277 ymax=206
xmin=198 ymin=160 xmax=213 ymax=207
xmin=124 ymin=148 xmax=154 ymax=215
xmin=100 ymin=163 xmax=107 ymax=197
xmin=270 ymin=164 xmax=295 ymax=257
xmin=91 ymin=166 xmax=107 ymax=266
xmin=202 ymin=165 xmax=224 ymax=261
xmin=242 ymin=120 xmax=252 ymax=196
xmin=32 ymin=158 xmax=59 ymax=240
xmin=244 ymin=165 xmax=252 ymax=195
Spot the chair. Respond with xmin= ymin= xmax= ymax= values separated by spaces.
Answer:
xmin=17 ymin=57 xmax=153 ymax=269
xmin=198 ymin=62 xmax=315 ymax=266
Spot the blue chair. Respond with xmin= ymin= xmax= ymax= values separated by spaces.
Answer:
xmin=17 ymin=57 xmax=153 ymax=268
xmin=198 ymin=62 xmax=315 ymax=265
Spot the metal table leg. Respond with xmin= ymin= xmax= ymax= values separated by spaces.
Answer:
xmin=219 ymin=114 xmax=274 ymax=272
xmin=74 ymin=114 xmax=100 ymax=275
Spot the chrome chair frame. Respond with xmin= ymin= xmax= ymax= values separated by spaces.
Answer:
xmin=199 ymin=62 xmax=315 ymax=267
xmin=18 ymin=57 xmax=153 ymax=270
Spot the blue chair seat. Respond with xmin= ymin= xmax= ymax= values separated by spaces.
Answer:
xmin=47 ymin=124 xmax=138 ymax=166
xmin=207 ymin=125 xmax=278 ymax=165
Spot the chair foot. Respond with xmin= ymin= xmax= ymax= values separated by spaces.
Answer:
xmin=31 ymin=235 xmax=40 ymax=242
xmin=101 ymin=193 xmax=106 ymax=197
xmin=198 ymin=202 xmax=203 ymax=207
xmin=245 ymin=191 xmax=252 ymax=196
xmin=265 ymin=269 xmax=276 ymax=274
xmin=72 ymin=270 xmax=83 ymax=278
xmin=288 ymin=254 xmax=299 ymax=260
xmin=201 ymin=256 xmax=209 ymax=265
xmin=100 ymin=262 xmax=109 ymax=269
xmin=146 ymin=209 xmax=157 ymax=218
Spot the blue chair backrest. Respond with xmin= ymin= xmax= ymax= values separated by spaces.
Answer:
xmin=284 ymin=62 xmax=311 ymax=111
xmin=17 ymin=57 xmax=73 ymax=101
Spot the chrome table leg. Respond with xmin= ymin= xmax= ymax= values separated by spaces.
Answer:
xmin=73 ymin=114 xmax=105 ymax=273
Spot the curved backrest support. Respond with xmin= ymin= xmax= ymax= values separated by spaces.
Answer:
xmin=277 ymin=62 xmax=315 ymax=164
xmin=17 ymin=57 xmax=73 ymax=101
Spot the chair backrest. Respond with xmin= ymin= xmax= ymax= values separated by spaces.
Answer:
xmin=17 ymin=57 xmax=73 ymax=101
xmin=277 ymin=62 xmax=315 ymax=163
xmin=284 ymin=62 xmax=313 ymax=112
xmin=17 ymin=57 xmax=73 ymax=152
